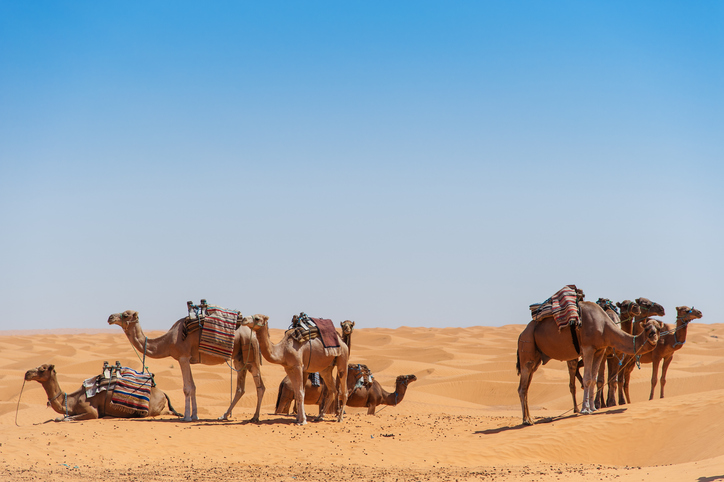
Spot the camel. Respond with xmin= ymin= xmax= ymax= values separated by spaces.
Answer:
xmin=108 ymin=310 xmax=265 ymax=422
xmin=616 ymin=297 xmax=667 ymax=405
xmin=621 ymin=305 xmax=702 ymax=401
xmin=242 ymin=314 xmax=349 ymax=425
xmin=516 ymin=300 xmax=660 ymax=425
xmin=276 ymin=364 xmax=417 ymax=416
xmin=274 ymin=320 xmax=355 ymax=415
xmin=346 ymin=370 xmax=417 ymax=415
xmin=24 ymin=364 xmax=181 ymax=421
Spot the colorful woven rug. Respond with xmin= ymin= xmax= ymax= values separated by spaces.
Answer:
xmin=530 ymin=285 xmax=582 ymax=331
xmin=198 ymin=305 xmax=239 ymax=359
xmin=110 ymin=367 xmax=153 ymax=416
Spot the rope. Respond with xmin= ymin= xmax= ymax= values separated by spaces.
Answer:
xmin=15 ymin=379 xmax=26 ymax=426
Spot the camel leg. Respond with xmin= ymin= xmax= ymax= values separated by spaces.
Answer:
xmin=178 ymin=357 xmax=198 ymax=422
xmin=367 ymin=404 xmax=375 ymax=415
xmin=580 ymin=348 xmax=603 ymax=414
xmin=220 ymin=363 xmax=247 ymax=421
xmin=595 ymin=357 xmax=606 ymax=409
xmin=649 ymin=355 xmax=662 ymax=401
xmin=622 ymin=361 xmax=634 ymax=405
xmin=605 ymin=356 xmax=618 ymax=407
xmin=249 ymin=363 xmax=265 ymax=422
xmin=659 ymin=355 xmax=673 ymax=399
xmin=317 ymin=368 xmax=336 ymax=421
xmin=517 ymin=345 xmax=542 ymax=425
xmin=287 ymin=367 xmax=307 ymax=425
xmin=566 ymin=360 xmax=580 ymax=413
xmin=335 ymin=356 xmax=348 ymax=422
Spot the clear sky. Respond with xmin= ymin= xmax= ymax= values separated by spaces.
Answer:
xmin=1 ymin=2 xmax=722 ymax=331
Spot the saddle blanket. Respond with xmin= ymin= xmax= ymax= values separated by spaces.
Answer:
xmin=198 ymin=305 xmax=239 ymax=359
xmin=530 ymin=285 xmax=582 ymax=331
xmin=310 ymin=317 xmax=342 ymax=357
xmin=110 ymin=367 xmax=153 ymax=416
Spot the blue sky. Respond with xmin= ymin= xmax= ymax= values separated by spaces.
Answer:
xmin=1 ymin=2 xmax=722 ymax=331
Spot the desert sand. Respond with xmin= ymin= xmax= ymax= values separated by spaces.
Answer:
xmin=2 ymin=322 xmax=723 ymax=481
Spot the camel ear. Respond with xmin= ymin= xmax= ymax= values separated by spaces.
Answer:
xmin=122 ymin=310 xmax=138 ymax=322
xmin=351 ymin=321 xmax=355 ymax=328
xmin=48 ymin=364 xmax=55 ymax=371
xmin=616 ymin=301 xmax=622 ymax=308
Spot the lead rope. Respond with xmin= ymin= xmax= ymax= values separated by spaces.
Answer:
xmin=14 ymin=379 xmax=26 ymax=426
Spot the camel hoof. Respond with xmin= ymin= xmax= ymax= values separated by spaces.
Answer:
xmin=580 ymin=408 xmax=592 ymax=415
xmin=295 ymin=421 xmax=307 ymax=426
xmin=249 ymin=417 xmax=259 ymax=423
xmin=218 ymin=415 xmax=229 ymax=421
xmin=523 ymin=420 xmax=534 ymax=426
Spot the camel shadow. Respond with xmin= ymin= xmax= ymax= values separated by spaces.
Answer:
xmin=698 ymin=476 xmax=724 ymax=482
xmin=475 ymin=408 xmax=628 ymax=435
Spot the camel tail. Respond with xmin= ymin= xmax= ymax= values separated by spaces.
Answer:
xmin=165 ymin=393 xmax=182 ymax=417
xmin=516 ymin=348 xmax=521 ymax=376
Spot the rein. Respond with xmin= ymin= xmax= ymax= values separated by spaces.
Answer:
xmin=14 ymin=379 xmax=26 ymax=426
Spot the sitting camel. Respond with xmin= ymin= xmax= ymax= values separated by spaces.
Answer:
xmin=274 ymin=320 xmax=355 ymax=415
xmin=517 ymin=300 xmax=660 ymax=425
xmin=108 ymin=310 xmax=265 ymax=422
xmin=24 ymin=364 xmax=181 ymax=421
xmin=616 ymin=297 xmax=667 ymax=405
xmin=276 ymin=364 xmax=417 ymax=415
xmin=242 ymin=314 xmax=349 ymax=425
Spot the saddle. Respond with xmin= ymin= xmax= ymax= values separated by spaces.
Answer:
xmin=530 ymin=285 xmax=585 ymax=331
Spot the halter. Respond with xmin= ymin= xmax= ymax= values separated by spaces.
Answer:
xmin=660 ymin=307 xmax=695 ymax=348
xmin=48 ymin=390 xmax=68 ymax=419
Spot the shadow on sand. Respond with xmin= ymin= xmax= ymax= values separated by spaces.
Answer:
xmin=475 ymin=407 xmax=628 ymax=435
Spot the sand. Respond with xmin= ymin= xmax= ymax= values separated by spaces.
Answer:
xmin=2 ymin=323 xmax=723 ymax=481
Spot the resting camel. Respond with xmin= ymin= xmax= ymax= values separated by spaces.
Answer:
xmin=616 ymin=297 xmax=667 ymax=405
xmin=242 ymin=314 xmax=349 ymax=425
xmin=274 ymin=320 xmax=355 ymax=415
xmin=108 ymin=310 xmax=265 ymax=422
xmin=276 ymin=364 xmax=417 ymax=415
xmin=24 ymin=364 xmax=181 ymax=421
xmin=516 ymin=300 xmax=660 ymax=425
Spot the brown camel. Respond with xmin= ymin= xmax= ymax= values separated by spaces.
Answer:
xmin=516 ymin=300 xmax=660 ymax=425
xmin=242 ymin=314 xmax=349 ymax=425
xmin=108 ymin=310 xmax=265 ymax=422
xmin=276 ymin=364 xmax=417 ymax=416
xmin=274 ymin=320 xmax=355 ymax=415
xmin=622 ymin=305 xmax=702 ymax=401
xmin=566 ymin=299 xmax=640 ymax=412
xmin=24 ymin=364 xmax=180 ymax=421
xmin=616 ymin=297 xmax=667 ymax=405
xmin=346 ymin=370 xmax=417 ymax=415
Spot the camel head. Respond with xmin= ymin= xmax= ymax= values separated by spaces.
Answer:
xmin=396 ymin=374 xmax=418 ymax=386
xmin=635 ymin=298 xmax=665 ymax=318
xmin=616 ymin=300 xmax=642 ymax=318
xmin=25 ymin=364 xmax=55 ymax=382
xmin=596 ymin=298 xmax=618 ymax=314
xmin=676 ymin=306 xmax=703 ymax=324
xmin=241 ymin=314 xmax=269 ymax=330
xmin=640 ymin=319 xmax=661 ymax=347
xmin=340 ymin=320 xmax=355 ymax=336
xmin=107 ymin=310 xmax=139 ymax=330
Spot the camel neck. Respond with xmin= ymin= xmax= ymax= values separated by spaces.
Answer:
xmin=123 ymin=322 xmax=166 ymax=358
xmin=255 ymin=324 xmax=285 ymax=364
xmin=41 ymin=377 xmax=68 ymax=415
xmin=605 ymin=322 xmax=651 ymax=355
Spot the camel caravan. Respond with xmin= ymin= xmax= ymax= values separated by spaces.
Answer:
xmin=517 ymin=285 xmax=702 ymax=425
xmin=22 ymin=287 xmax=699 ymax=427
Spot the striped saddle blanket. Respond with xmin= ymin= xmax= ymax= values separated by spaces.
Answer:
xmin=530 ymin=285 xmax=584 ymax=331
xmin=198 ymin=305 xmax=239 ymax=359
xmin=109 ymin=367 xmax=154 ymax=416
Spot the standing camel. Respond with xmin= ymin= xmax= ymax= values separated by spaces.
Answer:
xmin=242 ymin=314 xmax=349 ymax=425
xmin=617 ymin=297 xmax=666 ymax=405
xmin=516 ymin=301 xmax=660 ymax=425
xmin=24 ymin=364 xmax=180 ymax=421
xmin=566 ymin=299 xmax=642 ymax=411
xmin=631 ymin=306 xmax=702 ymax=400
xmin=108 ymin=310 xmax=265 ymax=422
xmin=274 ymin=320 xmax=355 ymax=415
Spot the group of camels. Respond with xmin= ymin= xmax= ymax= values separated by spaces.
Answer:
xmin=517 ymin=296 xmax=702 ymax=425
xmin=97 ymin=310 xmax=415 ymax=425
xmin=25 ymin=291 xmax=700 ymax=427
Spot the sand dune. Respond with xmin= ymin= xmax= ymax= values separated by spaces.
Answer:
xmin=1 ymin=323 xmax=723 ymax=481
